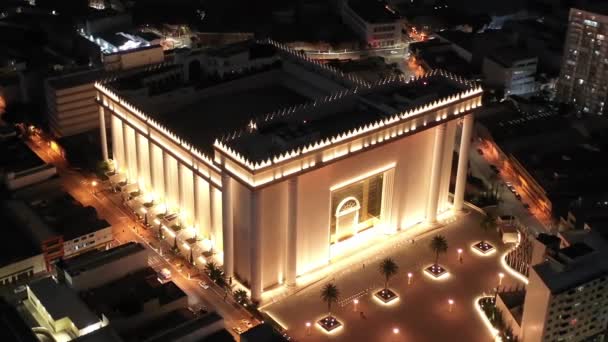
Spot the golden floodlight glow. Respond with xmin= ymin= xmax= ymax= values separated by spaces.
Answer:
xmin=500 ymin=248 xmax=529 ymax=285
xmin=473 ymin=296 xmax=503 ymax=342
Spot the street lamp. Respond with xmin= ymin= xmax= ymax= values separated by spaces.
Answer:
xmin=393 ymin=327 xmax=400 ymax=334
xmin=407 ymin=272 xmax=413 ymax=285
xmin=448 ymin=299 xmax=454 ymax=312
xmin=353 ymin=298 xmax=359 ymax=312
xmin=306 ymin=321 xmax=311 ymax=335
xmin=499 ymin=272 xmax=505 ymax=286
xmin=457 ymin=248 xmax=463 ymax=263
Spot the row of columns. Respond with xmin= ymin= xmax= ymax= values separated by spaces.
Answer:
xmin=101 ymin=109 xmax=225 ymax=257
xmin=426 ymin=114 xmax=474 ymax=224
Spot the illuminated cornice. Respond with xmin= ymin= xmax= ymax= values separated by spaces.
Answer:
xmin=95 ymin=81 xmax=220 ymax=174
xmin=214 ymin=69 xmax=483 ymax=174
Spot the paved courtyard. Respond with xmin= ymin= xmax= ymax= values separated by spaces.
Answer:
xmin=264 ymin=211 xmax=521 ymax=342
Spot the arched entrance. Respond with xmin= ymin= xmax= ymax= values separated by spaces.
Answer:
xmin=335 ymin=196 xmax=361 ymax=241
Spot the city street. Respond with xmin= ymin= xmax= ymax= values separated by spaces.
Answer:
xmin=25 ymin=137 xmax=255 ymax=338
xmin=468 ymin=140 xmax=549 ymax=235
xmin=265 ymin=211 xmax=519 ymax=342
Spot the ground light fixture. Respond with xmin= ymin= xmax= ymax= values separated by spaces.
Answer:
xmin=393 ymin=327 xmax=400 ymax=334
xmin=407 ymin=272 xmax=413 ymax=284
xmin=448 ymin=299 xmax=454 ymax=312
xmin=499 ymin=272 xmax=505 ymax=286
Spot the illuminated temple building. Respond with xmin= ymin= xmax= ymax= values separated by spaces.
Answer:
xmin=95 ymin=40 xmax=482 ymax=302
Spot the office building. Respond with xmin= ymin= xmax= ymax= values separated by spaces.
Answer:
xmin=338 ymin=0 xmax=403 ymax=48
xmin=482 ymin=47 xmax=538 ymax=96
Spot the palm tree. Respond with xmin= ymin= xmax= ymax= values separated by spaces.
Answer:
xmin=480 ymin=214 xmax=497 ymax=243
xmin=430 ymin=235 xmax=449 ymax=266
xmin=233 ymin=289 xmax=248 ymax=305
xmin=205 ymin=261 xmax=225 ymax=285
xmin=320 ymin=283 xmax=340 ymax=316
xmin=379 ymin=258 xmax=399 ymax=290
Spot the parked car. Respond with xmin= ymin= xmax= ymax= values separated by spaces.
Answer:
xmin=198 ymin=281 xmax=209 ymax=289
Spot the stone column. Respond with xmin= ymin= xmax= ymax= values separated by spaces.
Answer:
xmin=99 ymin=107 xmax=108 ymax=161
xmin=177 ymin=163 xmax=184 ymax=213
xmin=134 ymin=132 xmax=141 ymax=183
xmin=426 ymin=123 xmax=446 ymax=224
xmin=250 ymin=190 xmax=262 ymax=302
xmin=221 ymin=174 xmax=234 ymax=279
xmin=148 ymin=142 xmax=155 ymax=191
xmin=122 ymin=123 xmax=130 ymax=180
xmin=162 ymin=150 xmax=170 ymax=204
xmin=286 ymin=178 xmax=298 ymax=286
xmin=453 ymin=114 xmax=474 ymax=213
xmin=209 ymin=186 xmax=216 ymax=241
xmin=193 ymin=173 xmax=200 ymax=234
xmin=381 ymin=169 xmax=395 ymax=233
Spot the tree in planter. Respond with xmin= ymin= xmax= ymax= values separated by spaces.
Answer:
xmin=320 ymin=283 xmax=340 ymax=317
xmin=379 ymin=258 xmax=399 ymax=290
xmin=233 ymin=289 xmax=248 ymax=305
xmin=480 ymin=214 xmax=497 ymax=244
xmin=205 ymin=261 xmax=225 ymax=286
xmin=429 ymin=235 xmax=449 ymax=266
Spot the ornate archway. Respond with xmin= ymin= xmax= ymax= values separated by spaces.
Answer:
xmin=335 ymin=196 xmax=361 ymax=241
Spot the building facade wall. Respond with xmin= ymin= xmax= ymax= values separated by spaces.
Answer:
xmin=0 ymin=254 xmax=46 ymax=286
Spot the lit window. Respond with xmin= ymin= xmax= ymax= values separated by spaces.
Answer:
xmin=584 ymin=19 xmax=599 ymax=28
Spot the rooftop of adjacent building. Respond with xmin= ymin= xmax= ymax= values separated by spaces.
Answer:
xmin=532 ymin=230 xmax=608 ymax=294
xmin=0 ymin=209 xmax=42 ymax=268
xmin=3 ymin=187 xmax=110 ymax=243
xmin=0 ymin=297 xmax=39 ymax=342
xmin=57 ymin=242 xmax=145 ymax=277
xmin=240 ymin=322 xmax=288 ymax=342
xmin=28 ymin=277 xmax=100 ymax=330
xmin=346 ymin=0 xmax=400 ymax=24
xmin=47 ymin=68 xmax=108 ymax=91
xmin=486 ymin=47 xmax=537 ymax=68
xmin=0 ymin=136 xmax=46 ymax=173
xmin=82 ymin=267 xmax=186 ymax=319
xmin=123 ymin=309 xmax=231 ymax=342
xmin=72 ymin=326 xmax=123 ymax=342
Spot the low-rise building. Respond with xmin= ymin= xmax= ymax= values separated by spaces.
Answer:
xmin=56 ymin=242 xmax=148 ymax=291
xmin=123 ymin=310 xmax=233 ymax=342
xmin=0 ymin=136 xmax=57 ymax=190
xmin=338 ymin=0 xmax=403 ymax=48
xmin=26 ymin=277 xmax=107 ymax=339
xmin=82 ymin=267 xmax=188 ymax=332
xmin=0 ymin=211 xmax=46 ymax=286
xmin=3 ymin=190 xmax=113 ymax=267
xmin=482 ymin=48 xmax=538 ymax=96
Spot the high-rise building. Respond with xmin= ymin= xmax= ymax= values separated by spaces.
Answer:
xmin=556 ymin=6 xmax=608 ymax=115
xmin=520 ymin=231 xmax=608 ymax=342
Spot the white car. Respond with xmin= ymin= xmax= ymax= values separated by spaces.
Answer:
xmin=198 ymin=281 xmax=209 ymax=289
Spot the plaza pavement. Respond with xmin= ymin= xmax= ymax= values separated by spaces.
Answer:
xmin=264 ymin=211 xmax=521 ymax=342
